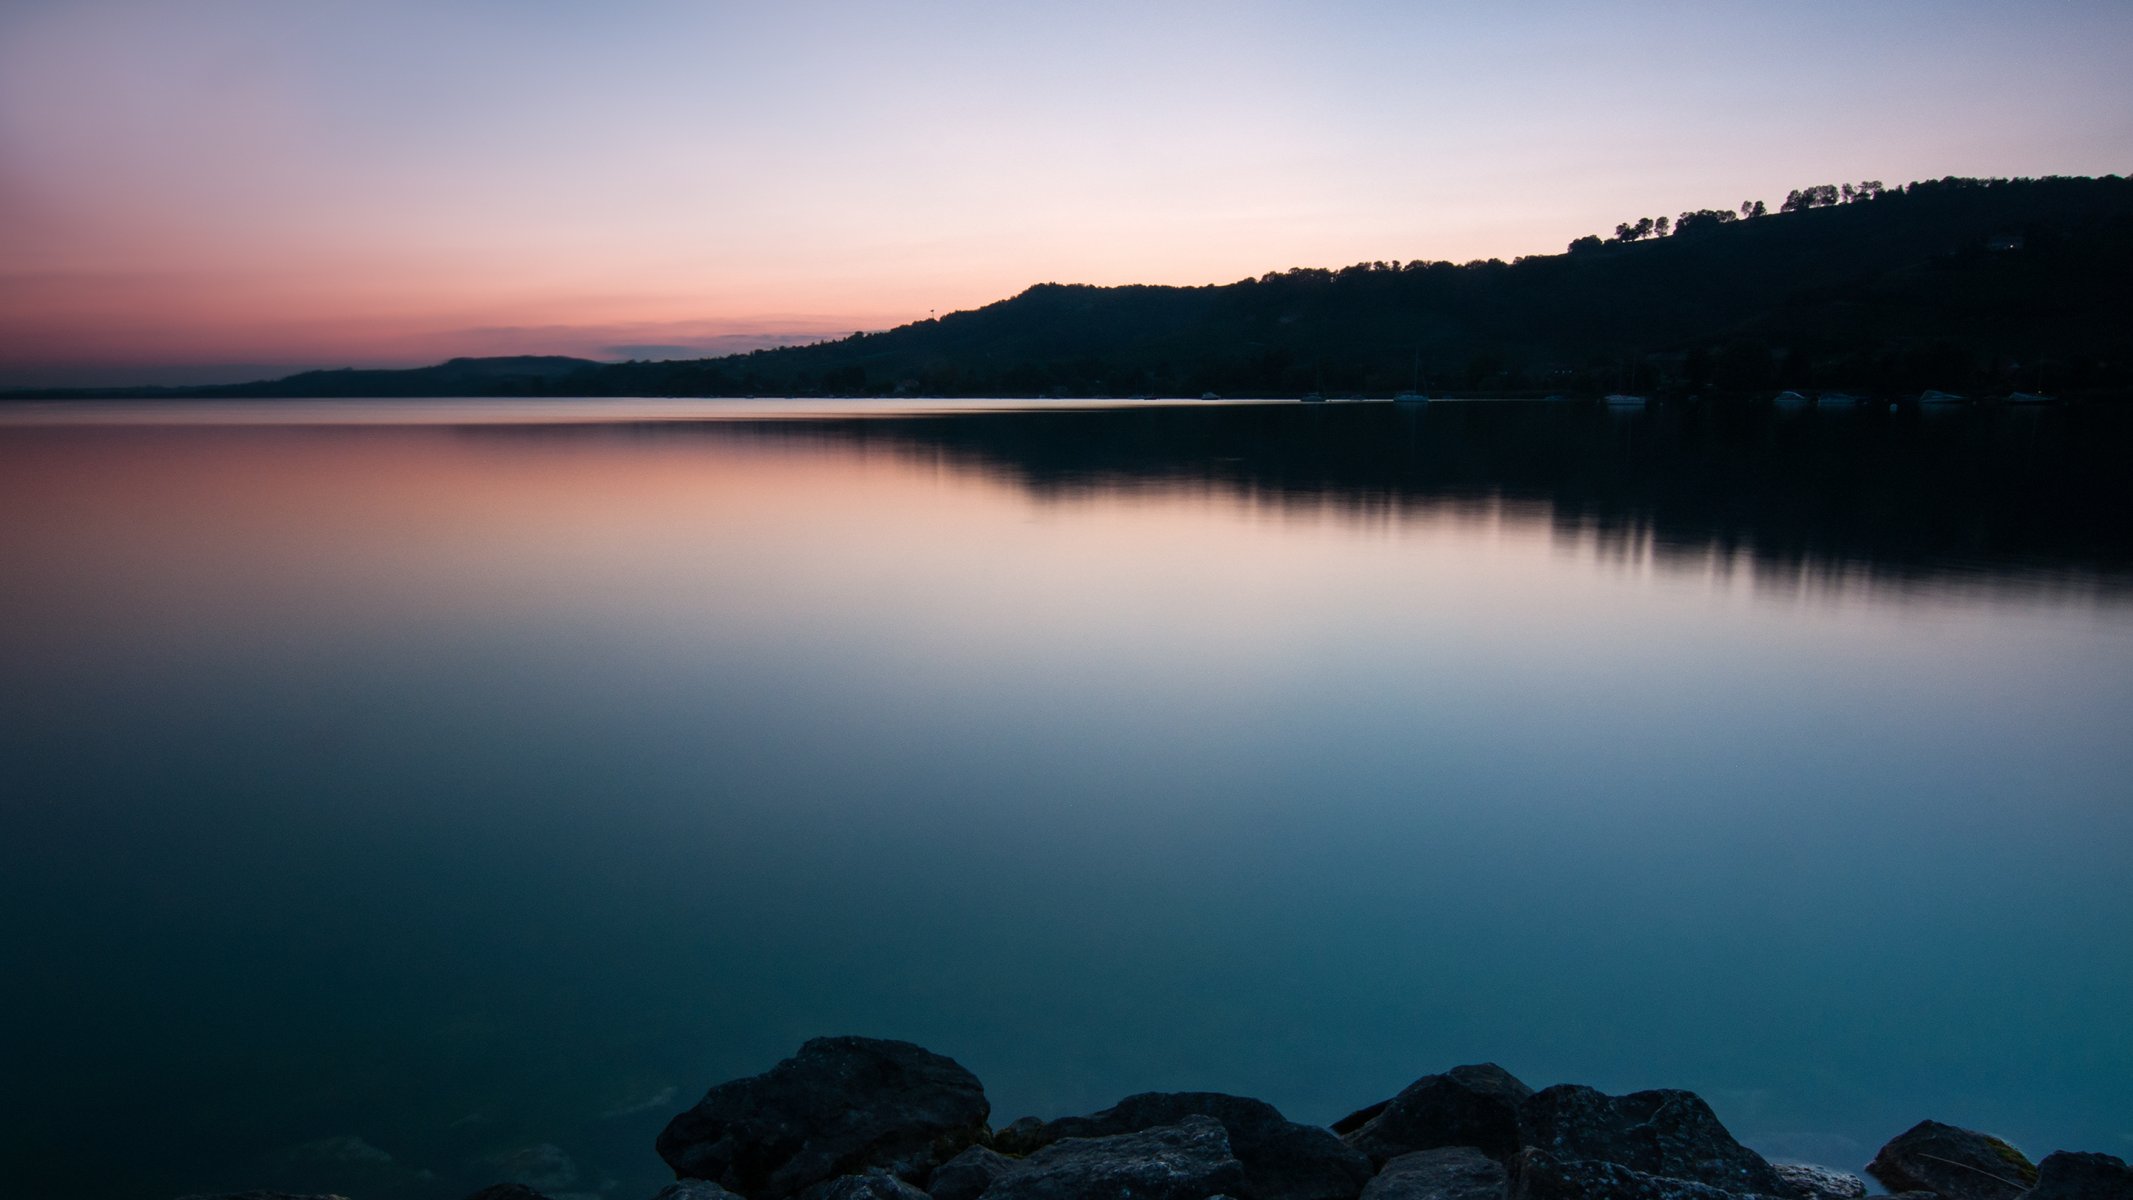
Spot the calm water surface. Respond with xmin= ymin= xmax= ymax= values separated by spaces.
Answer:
xmin=2 ymin=399 xmax=2129 ymax=1199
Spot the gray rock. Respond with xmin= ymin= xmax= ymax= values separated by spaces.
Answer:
xmin=1026 ymin=1091 xmax=1371 ymax=1200
xmin=1342 ymin=1065 xmax=1535 ymax=1165
xmin=656 ymin=1036 xmax=991 ymax=1199
xmin=1517 ymin=1085 xmax=1794 ymax=1196
xmin=2031 ymin=1151 xmax=2133 ymax=1200
xmin=1866 ymin=1121 xmax=2037 ymax=1200
xmin=976 ymin=1115 xmax=1248 ymax=1200
xmin=1361 ymin=1147 xmax=1507 ymax=1200
xmin=1772 ymin=1164 xmax=1867 ymax=1199
xmin=1508 ymin=1148 xmax=1788 ymax=1200
xmin=928 ymin=1146 xmax=1017 ymax=1200
xmin=803 ymin=1171 xmax=935 ymax=1200
xmin=653 ymin=1182 xmax=746 ymax=1200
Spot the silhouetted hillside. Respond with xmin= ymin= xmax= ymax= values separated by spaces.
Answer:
xmin=14 ymin=174 xmax=2130 ymax=401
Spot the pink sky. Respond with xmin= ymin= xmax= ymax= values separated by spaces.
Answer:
xmin=3 ymin=0 xmax=2129 ymax=385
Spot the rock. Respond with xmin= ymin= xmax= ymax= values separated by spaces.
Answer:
xmin=928 ymin=1146 xmax=1017 ymax=1200
xmin=1772 ymin=1164 xmax=1867 ymax=1199
xmin=2031 ymin=1151 xmax=2133 ymax=1200
xmin=802 ymin=1171 xmax=935 ymax=1200
xmin=1866 ymin=1121 xmax=2038 ymax=1200
xmin=656 ymin=1036 xmax=991 ymax=1199
xmin=1330 ymin=1102 xmax=1391 ymax=1138
xmin=174 ymin=1194 xmax=353 ymax=1200
xmin=1026 ymin=1091 xmax=1371 ymax=1200
xmin=990 ymin=1118 xmax=1049 ymax=1157
xmin=653 ymin=1183 xmax=747 ymax=1200
xmin=1516 ymin=1085 xmax=1794 ymax=1196
xmin=1361 ymin=1147 xmax=1507 ymax=1200
xmin=976 ymin=1115 xmax=1248 ymax=1200
xmin=1342 ymin=1064 xmax=1534 ymax=1165
xmin=1507 ymin=1147 xmax=1787 ymax=1200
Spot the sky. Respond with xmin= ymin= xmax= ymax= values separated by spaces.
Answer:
xmin=2 ymin=0 xmax=2129 ymax=386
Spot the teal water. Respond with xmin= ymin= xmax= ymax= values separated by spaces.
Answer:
xmin=2 ymin=400 xmax=2129 ymax=1199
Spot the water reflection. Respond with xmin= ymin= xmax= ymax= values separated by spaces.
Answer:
xmin=459 ymin=401 xmax=2133 ymax=603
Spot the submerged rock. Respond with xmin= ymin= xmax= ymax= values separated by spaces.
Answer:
xmin=976 ymin=1115 xmax=1247 ymax=1200
xmin=926 ymin=1146 xmax=1017 ymax=1200
xmin=1340 ymin=1064 xmax=1535 ymax=1165
xmin=1866 ymin=1121 xmax=2038 ymax=1200
xmin=1516 ymin=1085 xmax=1794 ymax=1197
xmin=652 ymin=1182 xmax=747 ymax=1200
xmin=655 ymin=1036 xmax=990 ymax=1199
xmin=462 ymin=1187 xmax=554 ymax=1200
xmin=1508 ymin=1148 xmax=1786 ymax=1200
xmin=2028 ymin=1150 xmax=2133 ymax=1200
xmin=1771 ymin=1164 xmax=1867 ymax=1199
xmin=1360 ymin=1147 xmax=1507 ymax=1200
xmin=1027 ymin=1091 xmax=1371 ymax=1200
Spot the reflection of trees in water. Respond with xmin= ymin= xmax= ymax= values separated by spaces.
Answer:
xmin=473 ymin=402 xmax=2133 ymax=598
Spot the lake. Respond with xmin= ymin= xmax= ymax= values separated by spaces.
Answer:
xmin=2 ymin=398 xmax=2129 ymax=1200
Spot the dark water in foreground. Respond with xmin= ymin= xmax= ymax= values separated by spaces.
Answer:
xmin=2 ymin=399 xmax=2129 ymax=1200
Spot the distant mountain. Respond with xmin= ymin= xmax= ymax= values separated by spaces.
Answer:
xmin=12 ymin=175 xmax=2131 ymax=401
xmin=213 ymin=355 xmax=603 ymax=397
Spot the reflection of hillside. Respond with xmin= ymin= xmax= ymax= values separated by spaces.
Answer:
xmin=682 ymin=402 xmax=2133 ymax=598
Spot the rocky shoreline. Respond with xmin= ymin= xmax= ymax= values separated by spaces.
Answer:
xmin=185 ymin=1036 xmax=2131 ymax=1200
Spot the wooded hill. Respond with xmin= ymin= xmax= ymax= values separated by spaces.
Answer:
xmin=22 ymin=174 xmax=2133 ymax=401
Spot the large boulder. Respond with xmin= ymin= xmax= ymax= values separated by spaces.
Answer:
xmin=1866 ymin=1121 xmax=2038 ymax=1200
xmin=656 ymin=1036 xmax=991 ymax=1199
xmin=927 ymin=1146 xmax=1017 ymax=1200
xmin=976 ymin=1115 xmax=1248 ymax=1200
xmin=1770 ymin=1164 xmax=1866 ymax=1199
xmin=1340 ymin=1065 xmax=1535 ymax=1165
xmin=1517 ymin=1085 xmax=1794 ymax=1197
xmin=1508 ymin=1148 xmax=1789 ymax=1200
xmin=1360 ymin=1147 xmax=1507 ymax=1200
xmin=1025 ymin=1091 xmax=1371 ymax=1200
xmin=2027 ymin=1150 xmax=2132 ymax=1200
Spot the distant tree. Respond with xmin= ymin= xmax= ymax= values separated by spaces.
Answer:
xmin=1654 ymin=215 xmax=1671 ymax=237
xmin=1568 ymin=235 xmax=1604 ymax=254
xmin=1781 ymin=185 xmax=1843 ymax=213
xmin=1674 ymin=208 xmax=1740 ymax=236
xmin=1740 ymin=199 xmax=1767 ymax=218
